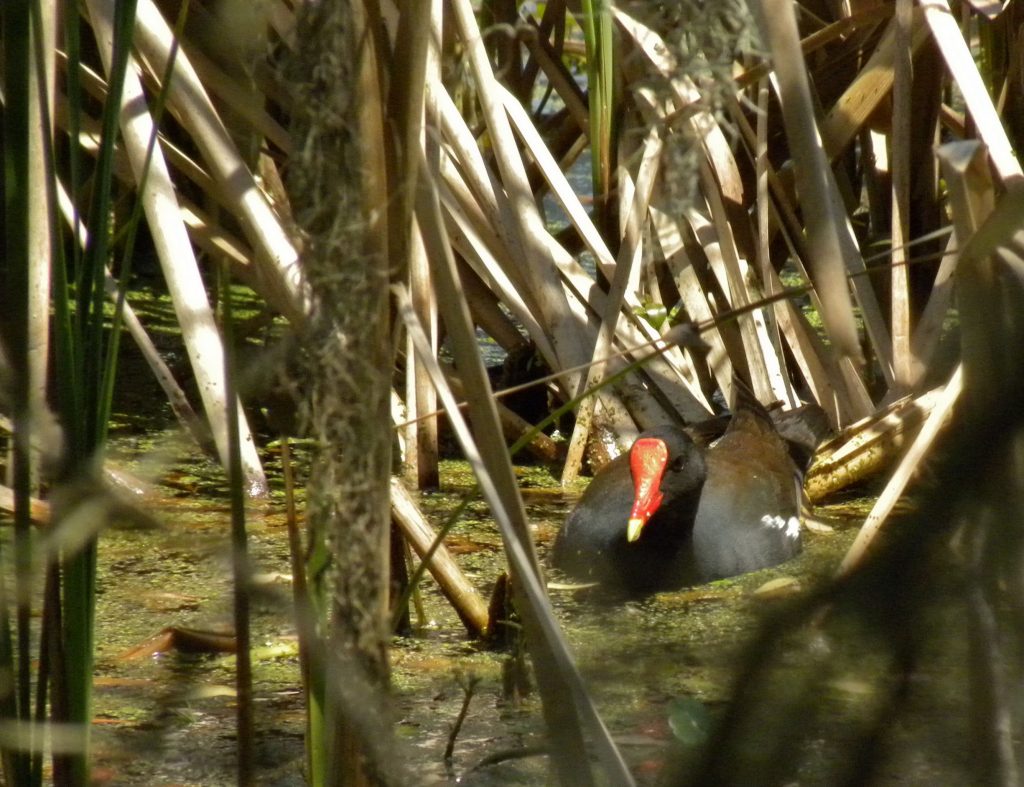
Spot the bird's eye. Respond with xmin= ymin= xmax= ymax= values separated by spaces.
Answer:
xmin=670 ymin=456 xmax=686 ymax=472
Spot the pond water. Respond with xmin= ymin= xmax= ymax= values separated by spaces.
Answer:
xmin=77 ymin=427 xmax=940 ymax=787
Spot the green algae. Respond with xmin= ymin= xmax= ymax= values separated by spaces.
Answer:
xmin=72 ymin=421 xmax=965 ymax=786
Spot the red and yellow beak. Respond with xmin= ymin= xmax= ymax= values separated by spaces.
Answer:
xmin=626 ymin=437 xmax=668 ymax=542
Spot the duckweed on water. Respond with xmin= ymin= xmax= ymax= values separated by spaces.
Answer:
xmin=80 ymin=429 xmax=952 ymax=784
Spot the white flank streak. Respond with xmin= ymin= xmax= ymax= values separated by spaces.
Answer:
xmin=761 ymin=514 xmax=802 ymax=540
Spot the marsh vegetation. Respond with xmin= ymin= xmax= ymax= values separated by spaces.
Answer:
xmin=3 ymin=1 xmax=1024 ymax=784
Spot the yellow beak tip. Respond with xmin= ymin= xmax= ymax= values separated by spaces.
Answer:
xmin=626 ymin=518 xmax=643 ymax=543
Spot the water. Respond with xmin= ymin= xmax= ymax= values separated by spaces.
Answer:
xmin=84 ymin=434 xmax=903 ymax=785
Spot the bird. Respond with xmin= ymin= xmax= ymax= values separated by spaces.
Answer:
xmin=690 ymin=388 xmax=803 ymax=582
xmin=551 ymin=425 xmax=706 ymax=593
xmin=552 ymin=388 xmax=805 ymax=594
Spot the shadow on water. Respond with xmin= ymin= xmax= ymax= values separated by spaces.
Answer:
xmin=84 ymin=433 xmax=881 ymax=785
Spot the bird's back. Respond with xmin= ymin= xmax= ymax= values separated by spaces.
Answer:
xmin=692 ymin=408 xmax=802 ymax=581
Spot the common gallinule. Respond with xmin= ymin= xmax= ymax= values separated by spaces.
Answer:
xmin=691 ymin=396 xmax=803 ymax=581
xmin=551 ymin=425 xmax=706 ymax=593
xmin=552 ymin=391 xmax=804 ymax=593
